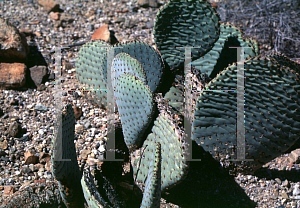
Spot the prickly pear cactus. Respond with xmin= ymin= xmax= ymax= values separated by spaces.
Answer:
xmin=114 ymin=41 xmax=165 ymax=94
xmin=115 ymin=73 xmax=156 ymax=151
xmin=132 ymin=94 xmax=189 ymax=192
xmin=111 ymin=52 xmax=147 ymax=90
xmin=75 ymin=40 xmax=112 ymax=108
xmin=192 ymin=22 xmax=259 ymax=79
xmin=153 ymin=0 xmax=220 ymax=69
xmin=81 ymin=165 xmax=125 ymax=208
xmin=50 ymin=104 xmax=85 ymax=208
xmin=140 ymin=142 xmax=162 ymax=208
xmin=192 ymin=54 xmax=300 ymax=174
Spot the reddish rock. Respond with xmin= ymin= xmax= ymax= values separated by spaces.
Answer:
xmin=34 ymin=179 xmax=46 ymax=184
xmin=29 ymin=65 xmax=48 ymax=87
xmin=91 ymin=24 xmax=118 ymax=45
xmin=0 ymin=63 xmax=27 ymax=89
xmin=24 ymin=151 xmax=38 ymax=165
xmin=0 ymin=18 xmax=29 ymax=63
xmin=3 ymin=185 xmax=15 ymax=196
xmin=91 ymin=24 xmax=110 ymax=42
xmin=73 ymin=106 xmax=83 ymax=120
xmin=37 ymin=0 xmax=60 ymax=13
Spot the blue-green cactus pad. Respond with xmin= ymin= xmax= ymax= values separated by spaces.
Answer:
xmin=192 ymin=55 xmax=300 ymax=173
xmin=153 ymin=0 xmax=220 ymax=69
xmin=114 ymin=41 xmax=164 ymax=94
xmin=75 ymin=40 xmax=111 ymax=107
xmin=133 ymin=100 xmax=189 ymax=192
xmin=192 ymin=22 xmax=259 ymax=79
xmin=111 ymin=52 xmax=147 ymax=90
xmin=140 ymin=142 xmax=162 ymax=208
xmin=115 ymin=73 xmax=155 ymax=151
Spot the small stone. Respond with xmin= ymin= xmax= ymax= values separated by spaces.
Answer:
xmin=73 ymin=106 xmax=83 ymax=120
xmin=37 ymin=84 xmax=46 ymax=91
xmin=24 ymin=151 xmax=38 ymax=165
xmin=84 ymin=121 xmax=91 ymax=129
xmin=8 ymin=121 xmax=22 ymax=138
xmin=87 ymin=24 xmax=94 ymax=31
xmin=37 ymin=0 xmax=60 ymax=13
xmin=289 ymin=149 xmax=300 ymax=164
xmin=75 ymin=124 xmax=84 ymax=133
xmin=80 ymin=149 xmax=91 ymax=160
xmin=293 ymin=184 xmax=300 ymax=196
xmin=260 ymin=182 xmax=266 ymax=187
xmin=63 ymin=60 xmax=73 ymax=70
xmin=3 ymin=185 xmax=15 ymax=196
xmin=0 ymin=63 xmax=27 ymax=90
xmin=137 ymin=0 xmax=158 ymax=8
xmin=282 ymin=179 xmax=290 ymax=188
xmin=275 ymin=178 xmax=282 ymax=185
xmin=49 ymin=12 xmax=60 ymax=20
xmin=29 ymin=65 xmax=48 ymax=87
xmin=34 ymin=103 xmax=48 ymax=111
xmin=281 ymin=191 xmax=289 ymax=199
xmin=0 ymin=140 xmax=8 ymax=150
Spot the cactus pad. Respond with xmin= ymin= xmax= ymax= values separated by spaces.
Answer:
xmin=115 ymin=73 xmax=155 ymax=151
xmin=111 ymin=52 xmax=147 ymax=90
xmin=75 ymin=40 xmax=111 ymax=108
xmin=153 ymin=0 xmax=220 ymax=69
xmin=114 ymin=41 xmax=164 ymax=94
xmin=133 ymin=95 xmax=189 ymax=192
xmin=51 ymin=104 xmax=85 ymax=208
xmin=192 ymin=22 xmax=259 ymax=80
xmin=81 ymin=166 xmax=125 ymax=208
xmin=192 ymin=54 xmax=300 ymax=174
xmin=140 ymin=142 xmax=162 ymax=208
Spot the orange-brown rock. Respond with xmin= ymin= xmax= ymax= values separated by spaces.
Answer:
xmin=91 ymin=24 xmax=110 ymax=42
xmin=24 ymin=151 xmax=38 ymax=165
xmin=0 ymin=63 xmax=27 ymax=90
xmin=37 ymin=0 xmax=60 ymax=13
xmin=3 ymin=185 xmax=15 ymax=196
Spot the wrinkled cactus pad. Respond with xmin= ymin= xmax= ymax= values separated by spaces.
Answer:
xmin=192 ymin=54 xmax=300 ymax=174
xmin=154 ymin=0 xmax=220 ymax=69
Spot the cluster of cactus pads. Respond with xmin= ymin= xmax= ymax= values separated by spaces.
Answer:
xmin=50 ymin=0 xmax=300 ymax=207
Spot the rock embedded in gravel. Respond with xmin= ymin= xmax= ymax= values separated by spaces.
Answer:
xmin=0 ymin=63 xmax=27 ymax=90
xmin=0 ymin=17 xmax=29 ymax=63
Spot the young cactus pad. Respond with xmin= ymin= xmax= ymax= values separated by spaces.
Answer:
xmin=111 ymin=52 xmax=147 ymax=91
xmin=115 ymin=73 xmax=156 ymax=151
xmin=153 ymin=0 xmax=220 ymax=69
xmin=140 ymin=142 xmax=162 ymax=208
xmin=133 ymin=96 xmax=189 ymax=192
xmin=192 ymin=54 xmax=300 ymax=174
xmin=51 ymin=104 xmax=85 ymax=208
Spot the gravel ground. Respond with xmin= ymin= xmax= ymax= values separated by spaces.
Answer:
xmin=0 ymin=0 xmax=300 ymax=207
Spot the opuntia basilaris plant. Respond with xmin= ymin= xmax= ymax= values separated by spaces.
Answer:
xmin=51 ymin=0 xmax=300 ymax=207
